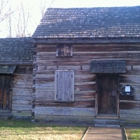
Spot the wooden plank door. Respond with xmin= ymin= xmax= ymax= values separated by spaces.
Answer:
xmin=97 ymin=74 xmax=118 ymax=115
xmin=0 ymin=75 xmax=11 ymax=110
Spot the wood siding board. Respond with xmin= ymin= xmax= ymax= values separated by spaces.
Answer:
xmin=12 ymin=104 xmax=32 ymax=111
xmin=12 ymin=68 xmax=33 ymax=117
xmin=35 ymin=101 xmax=95 ymax=108
xmin=34 ymin=59 xmax=140 ymax=66
xmin=12 ymin=95 xmax=33 ymax=100
xmin=125 ymin=66 xmax=140 ymax=75
xmin=12 ymin=88 xmax=33 ymax=96
xmin=120 ymin=109 xmax=140 ymax=120
xmin=120 ymin=75 xmax=140 ymax=84
xmin=35 ymin=107 xmax=95 ymax=116
xmin=37 ymin=52 xmax=140 ymax=60
xmin=75 ymin=84 xmax=95 ymax=91
xmin=120 ymin=102 xmax=140 ymax=109
xmin=12 ymin=111 xmax=31 ymax=117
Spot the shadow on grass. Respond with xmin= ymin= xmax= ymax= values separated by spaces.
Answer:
xmin=0 ymin=119 xmax=87 ymax=132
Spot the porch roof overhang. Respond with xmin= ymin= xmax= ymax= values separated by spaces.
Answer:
xmin=0 ymin=65 xmax=16 ymax=74
xmin=90 ymin=60 xmax=126 ymax=73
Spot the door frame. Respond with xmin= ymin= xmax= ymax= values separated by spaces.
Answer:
xmin=95 ymin=74 xmax=120 ymax=116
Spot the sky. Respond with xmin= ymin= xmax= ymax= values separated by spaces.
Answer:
xmin=0 ymin=0 xmax=140 ymax=38
xmin=51 ymin=0 xmax=140 ymax=7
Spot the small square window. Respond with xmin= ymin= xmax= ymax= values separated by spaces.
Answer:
xmin=56 ymin=44 xmax=73 ymax=57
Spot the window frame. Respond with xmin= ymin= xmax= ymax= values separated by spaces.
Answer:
xmin=56 ymin=44 xmax=73 ymax=57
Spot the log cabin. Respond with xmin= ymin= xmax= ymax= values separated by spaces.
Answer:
xmin=32 ymin=6 xmax=140 ymax=125
xmin=0 ymin=6 xmax=140 ymax=126
xmin=0 ymin=37 xmax=33 ymax=119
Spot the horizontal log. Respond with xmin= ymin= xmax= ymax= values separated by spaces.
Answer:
xmin=119 ymin=100 xmax=140 ymax=103
xmin=119 ymin=75 xmax=140 ymax=84
xmin=75 ymin=70 xmax=95 ymax=75
xmin=74 ymin=45 xmax=140 ymax=52
xmin=75 ymin=98 xmax=95 ymax=101
xmin=75 ymin=90 xmax=96 ymax=94
xmin=75 ymin=84 xmax=95 ymax=91
xmin=56 ymin=65 xmax=82 ymax=70
xmin=13 ymin=81 xmax=32 ymax=86
xmin=34 ymin=114 xmax=94 ymax=122
xmin=35 ymin=65 xmax=84 ymax=70
xmin=35 ymin=74 xmax=95 ymax=83
xmin=34 ymin=59 xmax=140 ymax=66
xmin=35 ymin=90 xmax=95 ymax=102
xmin=12 ymin=104 xmax=32 ymax=111
xmin=13 ymin=74 xmax=32 ymax=80
xmin=12 ymin=95 xmax=33 ymax=101
xmin=35 ymin=45 xmax=56 ymax=52
xmin=35 ymin=74 xmax=54 ymax=79
xmin=35 ymin=91 xmax=54 ymax=101
xmin=13 ymin=84 xmax=32 ymax=88
xmin=119 ymin=101 xmax=140 ymax=109
xmin=34 ymin=107 xmax=95 ymax=117
xmin=12 ymin=88 xmax=33 ymax=96
xmin=75 ymin=75 xmax=96 ymax=82
xmin=35 ymin=70 xmax=55 ymax=74
xmin=36 ymin=65 xmax=89 ymax=71
xmin=12 ymin=100 xmax=32 ymax=104
xmin=34 ymin=82 xmax=95 ymax=91
xmin=75 ymin=82 xmax=95 ymax=85
xmin=35 ymin=97 xmax=95 ymax=102
xmin=34 ymin=83 xmax=54 ymax=88
xmin=35 ymin=101 xmax=95 ymax=108
xmin=36 ymin=52 xmax=140 ymax=61
xmin=74 ymin=44 xmax=140 ymax=47
xmin=36 ymin=89 xmax=95 ymax=95
xmin=75 ymin=92 xmax=95 ymax=99
xmin=120 ymin=109 xmax=140 ymax=120
xmin=35 ymin=44 xmax=140 ymax=53
xmin=125 ymin=66 xmax=140 ymax=75
xmin=12 ymin=111 xmax=31 ymax=117
xmin=82 ymin=65 xmax=90 ymax=70
xmin=35 ymin=87 xmax=54 ymax=91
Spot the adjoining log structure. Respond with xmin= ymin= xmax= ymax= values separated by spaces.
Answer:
xmin=32 ymin=6 xmax=140 ymax=124
xmin=0 ymin=38 xmax=33 ymax=119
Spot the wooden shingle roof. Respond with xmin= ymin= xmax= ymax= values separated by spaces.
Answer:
xmin=33 ymin=6 xmax=140 ymax=38
xmin=0 ymin=37 xmax=33 ymax=65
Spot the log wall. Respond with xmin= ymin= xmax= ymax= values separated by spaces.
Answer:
xmin=12 ymin=65 xmax=33 ymax=119
xmin=34 ymin=43 xmax=140 ymax=122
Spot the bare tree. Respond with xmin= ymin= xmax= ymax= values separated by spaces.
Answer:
xmin=0 ymin=0 xmax=14 ymax=22
xmin=39 ymin=0 xmax=55 ymax=18
xmin=39 ymin=0 xmax=48 ymax=18
xmin=14 ymin=0 xmax=32 ymax=37
xmin=1 ymin=0 xmax=54 ymax=37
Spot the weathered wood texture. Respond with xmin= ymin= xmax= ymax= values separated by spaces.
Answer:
xmin=0 ymin=75 xmax=12 ymax=110
xmin=12 ymin=66 xmax=33 ymax=118
xmin=34 ymin=44 xmax=140 ymax=121
xmin=34 ymin=106 xmax=95 ymax=122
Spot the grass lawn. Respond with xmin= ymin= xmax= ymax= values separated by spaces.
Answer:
xmin=0 ymin=119 xmax=87 ymax=140
xmin=126 ymin=128 xmax=140 ymax=140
